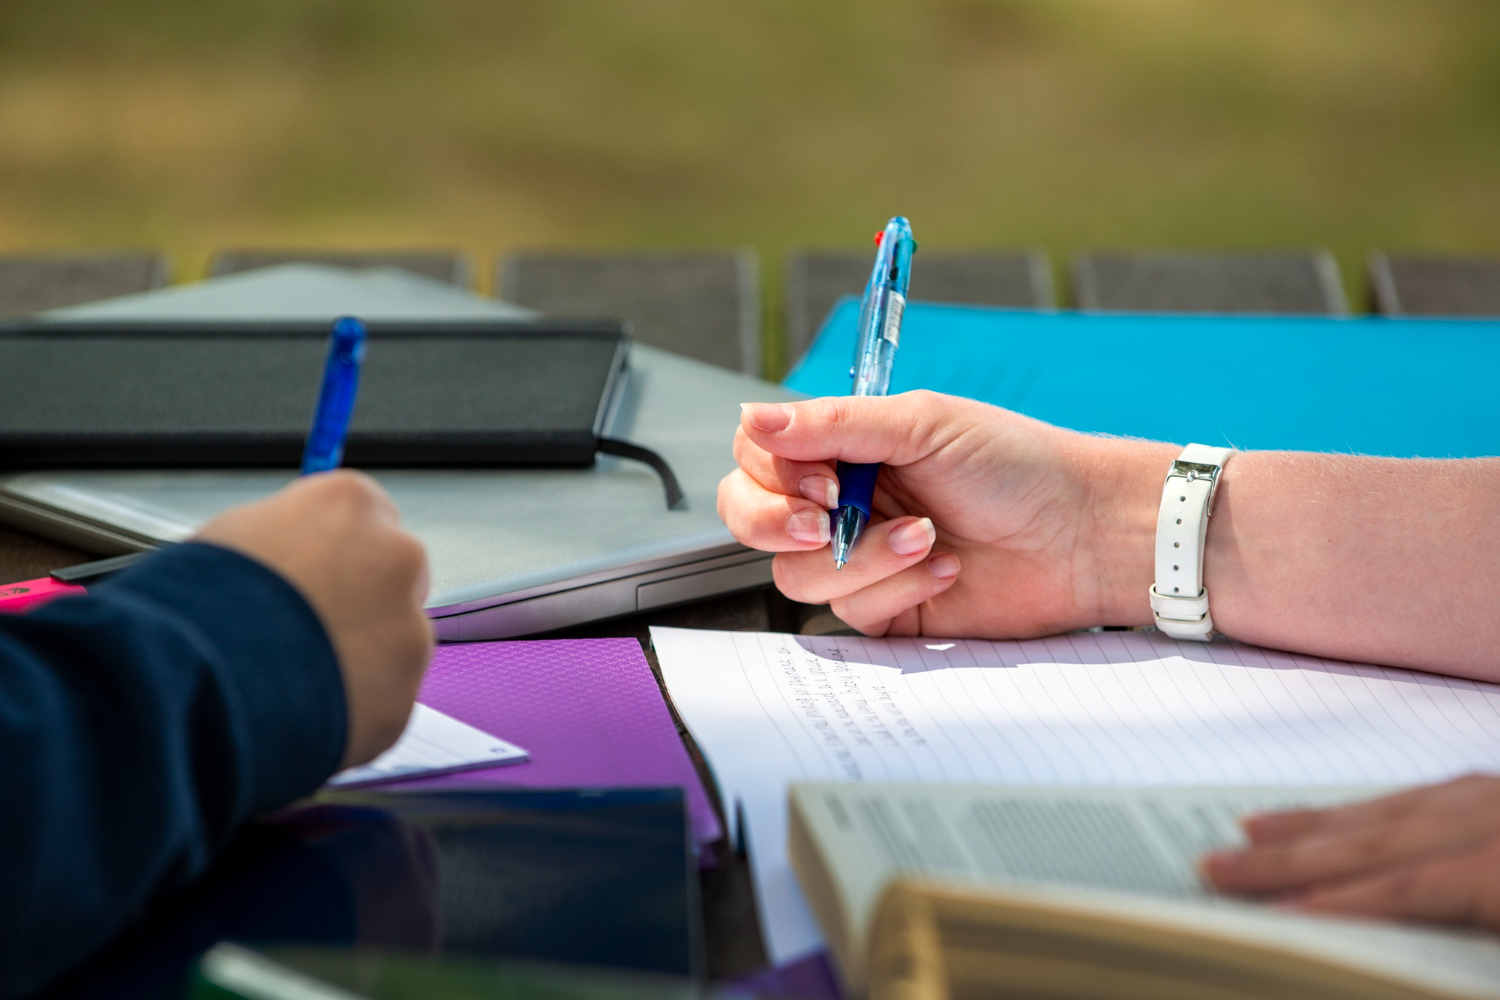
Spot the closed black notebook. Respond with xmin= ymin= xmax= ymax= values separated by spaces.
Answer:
xmin=0 ymin=320 xmax=683 ymax=506
xmin=0 ymin=321 xmax=626 ymax=467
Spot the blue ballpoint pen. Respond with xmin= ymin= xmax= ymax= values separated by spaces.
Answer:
xmin=832 ymin=217 xmax=917 ymax=570
xmin=301 ymin=316 xmax=368 ymax=474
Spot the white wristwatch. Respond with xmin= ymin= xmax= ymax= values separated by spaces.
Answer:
xmin=1149 ymin=444 xmax=1234 ymax=641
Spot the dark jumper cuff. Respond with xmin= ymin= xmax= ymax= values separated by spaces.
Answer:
xmin=98 ymin=541 xmax=347 ymax=813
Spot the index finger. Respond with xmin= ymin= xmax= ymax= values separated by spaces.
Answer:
xmin=1243 ymin=776 xmax=1500 ymax=846
xmin=739 ymin=392 xmax=963 ymax=467
xmin=1202 ymin=814 xmax=1491 ymax=897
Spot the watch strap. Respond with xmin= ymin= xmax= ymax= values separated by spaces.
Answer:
xmin=1150 ymin=444 xmax=1234 ymax=641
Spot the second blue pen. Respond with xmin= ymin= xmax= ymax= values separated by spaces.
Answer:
xmin=831 ymin=217 xmax=917 ymax=570
xmin=301 ymin=316 xmax=368 ymax=475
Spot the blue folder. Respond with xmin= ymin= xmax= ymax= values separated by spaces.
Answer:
xmin=784 ymin=300 xmax=1500 ymax=458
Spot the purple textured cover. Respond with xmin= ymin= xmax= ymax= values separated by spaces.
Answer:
xmin=395 ymin=638 xmax=722 ymax=845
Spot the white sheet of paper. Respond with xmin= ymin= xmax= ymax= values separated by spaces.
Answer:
xmin=326 ymin=703 xmax=528 ymax=788
xmin=651 ymin=627 xmax=1500 ymax=964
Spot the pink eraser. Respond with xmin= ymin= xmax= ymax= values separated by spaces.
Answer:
xmin=0 ymin=577 xmax=88 ymax=613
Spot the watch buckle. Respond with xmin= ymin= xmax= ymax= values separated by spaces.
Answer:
xmin=1169 ymin=460 xmax=1220 ymax=482
xmin=1168 ymin=459 xmax=1224 ymax=509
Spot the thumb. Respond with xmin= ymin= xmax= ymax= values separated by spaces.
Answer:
xmin=739 ymin=391 xmax=954 ymax=467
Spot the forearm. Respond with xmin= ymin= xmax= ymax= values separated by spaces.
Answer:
xmin=1092 ymin=441 xmax=1500 ymax=680
xmin=1208 ymin=452 xmax=1500 ymax=679
xmin=0 ymin=544 xmax=345 ymax=997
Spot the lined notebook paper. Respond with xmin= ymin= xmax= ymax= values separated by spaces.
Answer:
xmin=651 ymin=628 xmax=1500 ymax=963
xmin=327 ymin=703 xmax=529 ymax=788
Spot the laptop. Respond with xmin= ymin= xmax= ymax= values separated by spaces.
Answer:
xmin=0 ymin=265 xmax=801 ymax=639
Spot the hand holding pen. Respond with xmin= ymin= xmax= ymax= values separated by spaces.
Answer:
xmin=832 ymin=216 xmax=918 ymax=569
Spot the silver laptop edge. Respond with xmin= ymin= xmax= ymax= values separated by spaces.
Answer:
xmin=0 ymin=478 xmax=773 ymax=639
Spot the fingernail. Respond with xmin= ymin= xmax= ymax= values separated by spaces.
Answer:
xmin=799 ymin=476 xmax=839 ymax=509
xmin=1272 ymin=896 xmax=1308 ymax=913
xmin=929 ymin=552 xmax=960 ymax=580
xmin=1200 ymin=850 xmax=1242 ymax=876
xmin=742 ymin=402 xmax=792 ymax=433
xmin=888 ymin=517 xmax=936 ymax=557
xmin=788 ymin=508 xmax=831 ymax=544
xmin=1241 ymin=812 xmax=1277 ymax=837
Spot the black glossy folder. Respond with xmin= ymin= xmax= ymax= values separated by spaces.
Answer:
xmin=49 ymin=788 xmax=703 ymax=998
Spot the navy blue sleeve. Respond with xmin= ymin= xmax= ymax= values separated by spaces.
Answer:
xmin=0 ymin=542 xmax=347 ymax=998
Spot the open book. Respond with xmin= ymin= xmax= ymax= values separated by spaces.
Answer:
xmin=653 ymin=627 xmax=1500 ymax=964
xmin=789 ymin=783 xmax=1500 ymax=1000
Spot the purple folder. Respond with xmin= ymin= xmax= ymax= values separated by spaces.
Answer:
xmin=393 ymin=638 xmax=722 ymax=846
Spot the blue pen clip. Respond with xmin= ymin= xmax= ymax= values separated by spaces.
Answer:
xmin=848 ymin=217 xmax=917 ymax=396
xmin=832 ymin=218 xmax=917 ymax=569
xmin=301 ymin=316 xmax=368 ymax=475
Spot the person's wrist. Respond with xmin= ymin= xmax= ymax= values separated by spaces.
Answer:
xmin=1078 ymin=436 xmax=1180 ymax=626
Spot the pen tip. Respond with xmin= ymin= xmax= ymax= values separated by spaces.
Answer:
xmin=831 ymin=506 xmax=864 ymax=570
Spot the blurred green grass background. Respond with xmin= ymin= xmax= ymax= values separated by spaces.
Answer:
xmin=1 ymin=0 xmax=1497 ymax=359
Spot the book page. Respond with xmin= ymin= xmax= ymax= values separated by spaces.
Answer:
xmin=652 ymin=627 xmax=1500 ymax=963
xmin=327 ymin=703 xmax=529 ymax=788
xmin=792 ymin=784 xmax=1363 ymax=972
xmin=803 ymin=784 xmax=1365 ymax=900
xmin=795 ymin=783 xmax=1500 ymax=999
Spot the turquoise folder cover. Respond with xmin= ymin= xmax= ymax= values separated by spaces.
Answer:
xmin=785 ymin=300 xmax=1500 ymax=457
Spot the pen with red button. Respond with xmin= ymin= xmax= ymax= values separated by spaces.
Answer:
xmin=831 ymin=216 xmax=917 ymax=570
